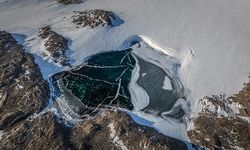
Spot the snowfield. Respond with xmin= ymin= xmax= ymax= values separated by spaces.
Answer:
xmin=1 ymin=0 xmax=250 ymax=142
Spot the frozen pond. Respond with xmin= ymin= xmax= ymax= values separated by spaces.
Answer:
xmin=52 ymin=47 xmax=185 ymax=118
xmin=135 ymin=55 xmax=180 ymax=114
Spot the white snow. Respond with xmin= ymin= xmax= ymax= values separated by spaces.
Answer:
xmin=194 ymin=96 xmax=246 ymax=118
xmin=0 ymin=130 xmax=4 ymax=140
xmin=129 ymin=54 xmax=150 ymax=111
xmin=108 ymin=122 xmax=128 ymax=150
xmin=17 ymin=84 xmax=24 ymax=89
xmin=129 ymin=111 xmax=188 ymax=140
xmin=25 ymin=70 xmax=30 ymax=75
xmin=162 ymin=75 xmax=173 ymax=90
xmin=141 ymin=73 xmax=146 ymax=77
xmin=1 ymin=0 xmax=250 ymax=143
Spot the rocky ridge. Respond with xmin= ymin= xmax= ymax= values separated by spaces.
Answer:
xmin=72 ymin=9 xmax=122 ymax=28
xmin=188 ymin=81 xmax=250 ymax=150
xmin=38 ymin=26 xmax=69 ymax=66
xmin=0 ymin=109 xmax=189 ymax=150
xmin=57 ymin=0 xmax=83 ymax=5
xmin=0 ymin=31 xmax=50 ymax=130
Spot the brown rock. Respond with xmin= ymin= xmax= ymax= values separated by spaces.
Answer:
xmin=0 ymin=112 xmax=68 ymax=149
xmin=0 ymin=31 xmax=50 ymax=130
xmin=188 ymin=81 xmax=250 ymax=150
xmin=57 ymin=0 xmax=83 ymax=5
xmin=230 ymin=82 xmax=250 ymax=117
xmin=1 ymin=109 xmax=188 ymax=150
xmin=38 ymin=26 xmax=69 ymax=66
xmin=70 ymin=110 xmax=187 ymax=150
xmin=72 ymin=9 xmax=122 ymax=28
xmin=188 ymin=115 xmax=250 ymax=150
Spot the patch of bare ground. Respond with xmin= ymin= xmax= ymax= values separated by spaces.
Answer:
xmin=0 ymin=112 xmax=68 ymax=149
xmin=70 ymin=110 xmax=187 ymax=150
xmin=188 ymin=79 xmax=250 ymax=150
xmin=0 ymin=31 xmax=50 ymax=130
xmin=57 ymin=0 xmax=83 ymax=5
xmin=38 ymin=26 xmax=70 ymax=66
xmin=72 ymin=9 xmax=123 ymax=28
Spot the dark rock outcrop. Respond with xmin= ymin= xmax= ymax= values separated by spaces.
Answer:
xmin=57 ymin=0 xmax=83 ymax=5
xmin=188 ymin=115 xmax=250 ymax=150
xmin=72 ymin=9 xmax=123 ymax=28
xmin=188 ymin=82 xmax=250 ymax=150
xmin=1 ymin=110 xmax=187 ymax=150
xmin=38 ymin=26 xmax=69 ymax=66
xmin=0 ymin=31 xmax=50 ymax=130
xmin=230 ymin=81 xmax=250 ymax=117
xmin=70 ymin=110 xmax=187 ymax=150
xmin=0 ymin=112 xmax=68 ymax=149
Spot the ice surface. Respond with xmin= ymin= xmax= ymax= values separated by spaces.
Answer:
xmin=163 ymin=76 xmax=173 ymax=90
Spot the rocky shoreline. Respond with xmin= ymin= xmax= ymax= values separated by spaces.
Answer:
xmin=0 ymin=31 xmax=188 ymax=150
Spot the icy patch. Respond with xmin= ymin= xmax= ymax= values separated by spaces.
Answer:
xmin=139 ymin=35 xmax=176 ymax=57
xmin=123 ymin=36 xmax=190 ymax=141
xmin=129 ymin=55 xmax=150 ymax=111
xmin=162 ymin=98 xmax=188 ymax=116
xmin=56 ymin=95 xmax=82 ymax=123
xmin=12 ymin=33 xmax=27 ymax=45
xmin=33 ymin=54 xmax=63 ymax=80
xmin=162 ymin=75 xmax=173 ymax=90
xmin=141 ymin=73 xmax=147 ymax=77
xmin=130 ymin=111 xmax=188 ymax=141
xmin=110 ymin=13 xmax=124 ymax=26
xmin=108 ymin=122 xmax=128 ymax=150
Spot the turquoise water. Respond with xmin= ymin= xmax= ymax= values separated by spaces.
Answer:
xmin=60 ymin=49 xmax=135 ymax=110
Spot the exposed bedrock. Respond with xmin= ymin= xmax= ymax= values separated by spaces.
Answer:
xmin=0 ymin=110 xmax=188 ymax=150
xmin=38 ymin=26 xmax=70 ymax=66
xmin=69 ymin=110 xmax=187 ymax=150
xmin=57 ymin=0 xmax=83 ymax=5
xmin=0 ymin=112 xmax=68 ymax=149
xmin=188 ymin=82 xmax=250 ymax=150
xmin=72 ymin=9 xmax=124 ymax=28
xmin=188 ymin=115 xmax=250 ymax=150
xmin=0 ymin=31 xmax=50 ymax=130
